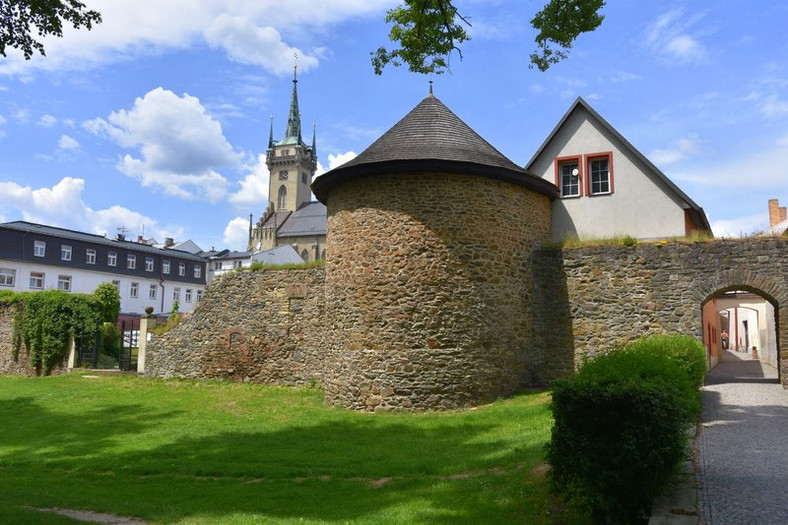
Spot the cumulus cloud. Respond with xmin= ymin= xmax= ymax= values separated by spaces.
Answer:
xmin=711 ymin=214 xmax=768 ymax=238
xmin=58 ymin=134 xmax=80 ymax=150
xmin=315 ymin=151 xmax=357 ymax=176
xmin=649 ymin=135 xmax=703 ymax=165
xmin=39 ymin=114 xmax=58 ymax=127
xmin=85 ymin=87 xmax=240 ymax=202
xmin=223 ymin=216 xmax=252 ymax=251
xmin=0 ymin=176 xmax=179 ymax=241
xmin=645 ymin=8 xmax=708 ymax=65
xmin=0 ymin=1 xmax=391 ymax=77
xmin=229 ymin=154 xmax=270 ymax=209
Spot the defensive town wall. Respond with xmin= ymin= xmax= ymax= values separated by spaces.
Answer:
xmin=0 ymin=302 xmax=69 ymax=376
xmin=4 ymin=238 xmax=788 ymax=408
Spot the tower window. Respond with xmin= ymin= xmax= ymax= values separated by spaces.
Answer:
xmin=278 ymin=186 xmax=287 ymax=210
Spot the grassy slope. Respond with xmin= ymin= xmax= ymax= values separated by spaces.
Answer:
xmin=0 ymin=373 xmax=574 ymax=524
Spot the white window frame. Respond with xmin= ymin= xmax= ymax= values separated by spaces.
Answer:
xmin=57 ymin=275 xmax=72 ymax=292
xmin=173 ymin=287 xmax=181 ymax=302
xmin=178 ymin=263 xmax=185 ymax=276
xmin=61 ymin=245 xmax=72 ymax=261
xmin=127 ymin=254 xmax=136 ymax=270
xmin=108 ymin=251 xmax=117 ymax=266
xmin=86 ymin=249 xmax=96 ymax=264
xmin=556 ymin=156 xmax=582 ymax=198
xmin=145 ymin=257 xmax=154 ymax=272
xmin=196 ymin=289 xmax=203 ymax=302
xmin=162 ymin=260 xmax=171 ymax=274
xmin=34 ymin=240 xmax=46 ymax=257
xmin=29 ymin=271 xmax=45 ymax=289
xmin=587 ymin=152 xmax=613 ymax=196
xmin=130 ymin=282 xmax=139 ymax=298
xmin=0 ymin=268 xmax=16 ymax=287
xmin=149 ymin=284 xmax=157 ymax=300
xmin=194 ymin=265 xmax=201 ymax=279
xmin=185 ymin=289 xmax=192 ymax=303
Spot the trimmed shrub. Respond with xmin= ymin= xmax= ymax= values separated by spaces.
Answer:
xmin=547 ymin=336 xmax=703 ymax=523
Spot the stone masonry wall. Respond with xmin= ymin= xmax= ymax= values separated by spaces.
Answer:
xmin=323 ymin=172 xmax=552 ymax=410
xmin=145 ymin=267 xmax=326 ymax=385
xmin=0 ymin=302 xmax=69 ymax=376
xmin=532 ymin=238 xmax=788 ymax=386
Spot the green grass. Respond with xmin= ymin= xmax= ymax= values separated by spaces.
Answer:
xmin=0 ymin=374 xmax=577 ymax=524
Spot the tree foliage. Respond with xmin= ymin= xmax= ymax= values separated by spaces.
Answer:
xmin=0 ymin=0 xmax=102 ymax=59
xmin=93 ymin=282 xmax=120 ymax=323
xmin=373 ymin=0 xmax=605 ymax=75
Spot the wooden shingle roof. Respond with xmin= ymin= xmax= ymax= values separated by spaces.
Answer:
xmin=312 ymin=94 xmax=557 ymax=203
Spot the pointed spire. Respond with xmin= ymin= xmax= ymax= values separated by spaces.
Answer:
xmin=312 ymin=121 xmax=317 ymax=156
xmin=429 ymin=79 xmax=433 ymax=95
xmin=283 ymin=60 xmax=302 ymax=144
xmin=268 ymin=115 xmax=274 ymax=149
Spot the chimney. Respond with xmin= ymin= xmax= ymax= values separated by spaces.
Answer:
xmin=769 ymin=199 xmax=786 ymax=227
xmin=165 ymin=237 xmax=174 ymax=247
xmin=137 ymin=235 xmax=144 ymax=243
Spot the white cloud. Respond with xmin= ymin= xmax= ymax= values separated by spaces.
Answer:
xmin=0 ymin=1 xmax=392 ymax=77
xmin=85 ymin=87 xmax=240 ymax=202
xmin=13 ymin=109 xmax=30 ymax=123
xmin=229 ymin=154 xmax=270 ymax=209
xmin=759 ymin=95 xmax=788 ymax=118
xmin=223 ymin=217 xmax=252 ymax=251
xmin=315 ymin=151 xmax=357 ymax=176
xmin=58 ymin=134 xmax=80 ymax=150
xmin=39 ymin=114 xmax=58 ymax=127
xmin=0 ymin=115 xmax=6 ymax=125
xmin=645 ymin=8 xmax=708 ymax=65
xmin=711 ymin=214 xmax=768 ymax=238
xmin=671 ymin=142 xmax=788 ymax=190
xmin=204 ymin=15 xmax=319 ymax=75
xmin=649 ymin=135 xmax=702 ymax=165
xmin=0 ymin=176 xmax=177 ymax=241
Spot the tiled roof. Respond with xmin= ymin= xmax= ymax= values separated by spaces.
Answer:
xmin=312 ymin=94 xmax=557 ymax=203
xmin=251 ymin=244 xmax=305 ymax=265
xmin=0 ymin=221 xmax=205 ymax=261
xmin=277 ymin=202 xmax=327 ymax=238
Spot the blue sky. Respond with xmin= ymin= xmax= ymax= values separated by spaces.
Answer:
xmin=1 ymin=0 xmax=787 ymax=250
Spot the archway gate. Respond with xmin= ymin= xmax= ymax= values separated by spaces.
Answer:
xmin=531 ymin=238 xmax=788 ymax=387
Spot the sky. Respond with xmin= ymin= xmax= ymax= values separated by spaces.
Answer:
xmin=1 ymin=0 xmax=787 ymax=251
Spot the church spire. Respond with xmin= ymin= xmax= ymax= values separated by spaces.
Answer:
xmin=312 ymin=121 xmax=317 ymax=156
xmin=283 ymin=61 xmax=302 ymax=144
xmin=268 ymin=115 xmax=274 ymax=149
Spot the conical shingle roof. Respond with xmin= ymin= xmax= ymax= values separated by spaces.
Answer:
xmin=312 ymin=94 xmax=557 ymax=203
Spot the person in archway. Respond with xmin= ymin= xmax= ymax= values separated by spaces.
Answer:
xmin=721 ymin=329 xmax=729 ymax=350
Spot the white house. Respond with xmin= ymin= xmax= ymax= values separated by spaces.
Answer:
xmin=526 ymin=97 xmax=711 ymax=242
xmin=0 ymin=221 xmax=208 ymax=316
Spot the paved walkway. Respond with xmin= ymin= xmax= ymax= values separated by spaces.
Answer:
xmin=697 ymin=350 xmax=788 ymax=524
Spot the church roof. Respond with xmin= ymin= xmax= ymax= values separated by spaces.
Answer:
xmin=277 ymin=202 xmax=327 ymax=238
xmin=312 ymin=94 xmax=557 ymax=203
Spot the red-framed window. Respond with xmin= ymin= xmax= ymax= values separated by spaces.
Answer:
xmin=585 ymin=151 xmax=614 ymax=196
xmin=554 ymin=155 xmax=583 ymax=198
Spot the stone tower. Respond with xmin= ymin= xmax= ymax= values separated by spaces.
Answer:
xmin=248 ymin=65 xmax=318 ymax=252
xmin=312 ymin=92 xmax=558 ymax=411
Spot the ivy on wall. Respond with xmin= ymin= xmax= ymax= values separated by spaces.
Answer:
xmin=0 ymin=289 xmax=103 ymax=375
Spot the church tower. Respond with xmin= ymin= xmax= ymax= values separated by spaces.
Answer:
xmin=248 ymin=65 xmax=318 ymax=252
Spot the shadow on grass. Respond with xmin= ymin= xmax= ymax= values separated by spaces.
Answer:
xmin=0 ymin=394 xmax=553 ymax=523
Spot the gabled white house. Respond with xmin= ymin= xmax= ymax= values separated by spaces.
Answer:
xmin=526 ymin=97 xmax=711 ymax=242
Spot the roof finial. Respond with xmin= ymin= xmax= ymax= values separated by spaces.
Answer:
xmin=429 ymin=73 xmax=434 ymax=95
xmin=293 ymin=52 xmax=298 ymax=82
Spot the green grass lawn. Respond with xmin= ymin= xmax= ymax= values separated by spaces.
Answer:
xmin=0 ymin=373 xmax=578 ymax=524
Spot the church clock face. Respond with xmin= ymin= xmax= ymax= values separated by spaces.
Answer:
xmin=279 ymin=170 xmax=288 ymax=180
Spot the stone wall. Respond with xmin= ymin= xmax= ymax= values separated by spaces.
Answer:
xmin=323 ymin=172 xmax=553 ymax=410
xmin=0 ymin=302 xmax=69 ymax=376
xmin=532 ymin=238 xmax=788 ymax=385
xmin=144 ymin=266 xmax=326 ymax=385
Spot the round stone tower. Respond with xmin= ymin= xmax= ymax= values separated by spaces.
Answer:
xmin=312 ymin=93 xmax=557 ymax=411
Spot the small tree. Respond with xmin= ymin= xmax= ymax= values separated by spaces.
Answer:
xmin=93 ymin=282 xmax=120 ymax=323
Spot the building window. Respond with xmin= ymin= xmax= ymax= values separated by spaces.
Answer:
xmin=233 ymin=260 xmax=242 ymax=268
xmin=34 ymin=240 xmax=46 ymax=257
xmin=301 ymin=172 xmax=307 ymax=184
xmin=214 ymin=261 xmax=222 ymax=270
xmin=149 ymin=284 xmax=157 ymax=300
xmin=86 ymin=249 xmax=96 ymax=264
xmin=194 ymin=265 xmax=201 ymax=279
xmin=185 ymin=289 xmax=192 ymax=303
xmin=587 ymin=152 xmax=613 ymax=196
xmin=178 ymin=263 xmax=185 ymax=276
xmin=130 ymin=282 xmax=139 ymax=298
xmin=196 ymin=289 xmax=203 ymax=302
xmin=61 ymin=245 xmax=72 ymax=261
xmin=57 ymin=275 xmax=72 ymax=292
xmin=278 ymin=185 xmax=287 ymax=209
xmin=29 ymin=271 xmax=45 ymax=289
xmin=145 ymin=257 xmax=154 ymax=272
xmin=300 ymin=249 xmax=309 ymax=261
xmin=127 ymin=254 xmax=136 ymax=269
xmin=163 ymin=260 xmax=170 ymax=274
xmin=0 ymin=268 xmax=15 ymax=287
xmin=173 ymin=287 xmax=181 ymax=302
xmin=556 ymin=156 xmax=582 ymax=198
xmin=112 ymin=280 xmax=120 ymax=288
xmin=108 ymin=251 xmax=117 ymax=266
